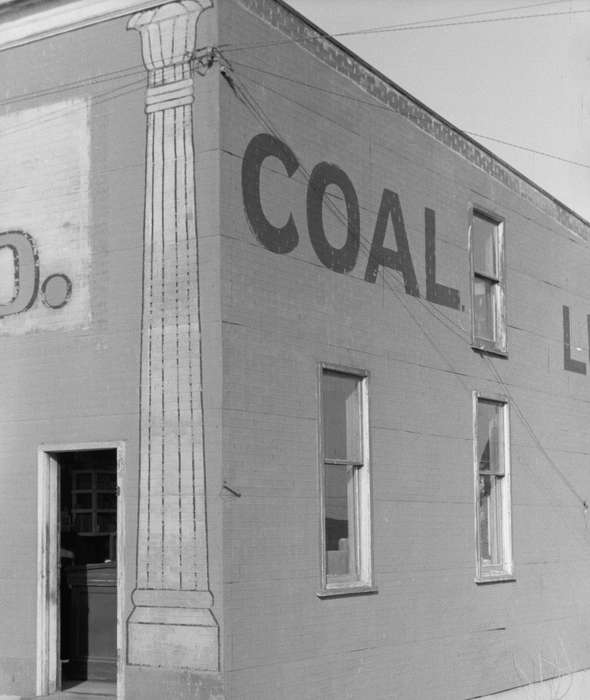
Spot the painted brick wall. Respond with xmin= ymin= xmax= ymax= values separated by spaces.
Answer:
xmin=218 ymin=1 xmax=590 ymax=698
xmin=0 ymin=17 xmax=145 ymax=695
xmin=0 ymin=3 xmax=225 ymax=696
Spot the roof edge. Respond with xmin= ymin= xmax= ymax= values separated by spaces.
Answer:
xmin=237 ymin=0 xmax=590 ymax=238
xmin=0 ymin=0 xmax=587 ymax=237
xmin=0 ymin=0 xmax=163 ymax=50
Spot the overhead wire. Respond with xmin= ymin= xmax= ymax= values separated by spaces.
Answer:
xmin=0 ymin=62 xmax=146 ymax=109
xmin=0 ymin=35 xmax=587 ymax=520
xmin=331 ymin=0 xmax=573 ymax=33
xmin=484 ymin=355 xmax=588 ymax=509
xmin=465 ymin=132 xmax=590 ymax=170
xmin=220 ymin=3 xmax=589 ymax=54
xmin=220 ymin=59 xmax=590 ymax=520
xmin=0 ymin=74 xmax=147 ymax=140
xmin=226 ymin=56 xmax=590 ymax=172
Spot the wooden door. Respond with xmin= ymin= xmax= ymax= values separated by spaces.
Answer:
xmin=63 ymin=562 xmax=117 ymax=681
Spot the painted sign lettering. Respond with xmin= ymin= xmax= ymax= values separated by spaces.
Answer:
xmin=307 ymin=162 xmax=360 ymax=273
xmin=241 ymin=132 xmax=460 ymax=307
xmin=0 ymin=231 xmax=39 ymax=318
xmin=0 ymin=230 xmax=72 ymax=319
xmin=425 ymin=208 xmax=460 ymax=310
xmin=242 ymin=133 xmax=299 ymax=254
xmin=243 ymin=133 xmax=584 ymax=376
xmin=365 ymin=189 xmax=418 ymax=295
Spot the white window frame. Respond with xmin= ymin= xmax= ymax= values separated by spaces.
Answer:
xmin=473 ymin=392 xmax=514 ymax=583
xmin=318 ymin=364 xmax=375 ymax=597
xmin=470 ymin=209 xmax=507 ymax=355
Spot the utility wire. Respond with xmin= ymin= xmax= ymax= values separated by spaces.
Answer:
xmin=0 ymin=63 xmax=146 ymax=109
xmin=222 ymin=62 xmax=589 ymax=515
xmin=465 ymin=132 xmax=590 ymax=170
xmin=484 ymin=355 xmax=588 ymax=509
xmin=334 ymin=0 xmax=572 ymax=33
xmin=0 ymin=76 xmax=146 ymax=139
xmin=336 ymin=7 xmax=589 ymax=38
xmin=222 ymin=5 xmax=590 ymax=54
xmin=227 ymin=55 xmax=590 ymax=171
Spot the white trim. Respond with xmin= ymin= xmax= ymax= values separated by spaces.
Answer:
xmin=36 ymin=442 xmax=126 ymax=700
xmin=0 ymin=0 xmax=163 ymax=53
xmin=472 ymin=393 xmax=514 ymax=583
xmin=317 ymin=364 xmax=375 ymax=597
xmin=469 ymin=208 xmax=507 ymax=356
xmin=36 ymin=451 xmax=59 ymax=697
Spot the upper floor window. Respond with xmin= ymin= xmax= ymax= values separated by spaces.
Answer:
xmin=471 ymin=211 xmax=506 ymax=354
xmin=319 ymin=366 xmax=374 ymax=596
xmin=474 ymin=394 xmax=513 ymax=582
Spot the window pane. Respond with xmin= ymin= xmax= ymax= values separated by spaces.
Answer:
xmin=322 ymin=371 xmax=361 ymax=462
xmin=97 ymin=512 xmax=116 ymax=533
xmin=472 ymin=214 xmax=498 ymax=278
xmin=73 ymin=512 xmax=92 ymax=533
xmin=97 ymin=472 xmax=116 ymax=490
xmin=73 ymin=492 xmax=92 ymax=509
xmin=478 ymin=474 xmax=502 ymax=566
xmin=324 ymin=464 xmax=355 ymax=577
xmin=477 ymin=400 xmax=503 ymax=474
xmin=74 ymin=472 xmax=92 ymax=490
xmin=478 ymin=474 xmax=493 ymax=562
xmin=474 ymin=277 xmax=496 ymax=342
xmin=97 ymin=492 xmax=116 ymax=509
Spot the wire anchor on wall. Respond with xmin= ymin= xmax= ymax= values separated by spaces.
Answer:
xmin=191 ymin=45 xmax=217 ymax=75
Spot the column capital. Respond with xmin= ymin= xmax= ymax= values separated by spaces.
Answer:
xmin=128 ymin=0 xmax=212 ymax=73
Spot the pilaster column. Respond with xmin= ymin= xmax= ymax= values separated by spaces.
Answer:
xmin=127 ymin=0 xmax=217 ymax=672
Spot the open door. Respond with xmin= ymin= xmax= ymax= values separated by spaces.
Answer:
xmin=37 ymin=445 xmax=122 ymax=697
xmin=59 ymin=450 xmax=117 ymax=685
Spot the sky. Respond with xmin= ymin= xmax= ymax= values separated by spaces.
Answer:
xmin=285 ymin=0 xmax=590 ymax=221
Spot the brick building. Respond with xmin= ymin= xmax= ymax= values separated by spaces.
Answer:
xmin=1 ymin=1 xmax=590 ymax=699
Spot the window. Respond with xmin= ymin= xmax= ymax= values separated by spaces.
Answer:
xmin=69 ymin=467 xmax=117 ymax=561
xmin=471 ymin=211 xmax=506 ymax=354
xmin=319 ymin=367 xmax=373 ymax=595
xmin=474 ymin=394 xmax=513 ymax=582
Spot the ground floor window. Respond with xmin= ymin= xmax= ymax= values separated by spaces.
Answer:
xmin=474 ymin=394 xmax=513 ymax=582
xmin=319 ymin=366 xmax=373 ymax=595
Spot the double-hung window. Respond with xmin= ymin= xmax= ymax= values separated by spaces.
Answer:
xmin=319 ymin=367 xmax=373 ymax=595
xmin=471 ymin=210 xmax=506 ymax=354
xmin=474 ymin=394 xmax=513 ymax=582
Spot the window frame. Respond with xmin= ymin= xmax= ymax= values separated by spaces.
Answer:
xmin=470 ymin=208 xmax=507 ymax=355
xmin=473 ymin=391 xmax=514 ymax=583
xmin=317 ymin=363 xmax=375 ymax=597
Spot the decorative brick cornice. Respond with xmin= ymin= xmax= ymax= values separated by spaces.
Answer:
xmin=237 ymin=0 xmax=590 ymax=240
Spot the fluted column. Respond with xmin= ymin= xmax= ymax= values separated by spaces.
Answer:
xmin=127 ymin=0 xmax=217 ymax=672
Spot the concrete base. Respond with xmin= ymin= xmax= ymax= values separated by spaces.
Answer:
xmin=124 ymin=665 xmax=223 ymax=700
xmin=127 ymin=605 xmax=219 ymax=671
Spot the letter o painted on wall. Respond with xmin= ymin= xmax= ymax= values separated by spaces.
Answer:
xmin=306 ymin=162 xmax=360 ymax=274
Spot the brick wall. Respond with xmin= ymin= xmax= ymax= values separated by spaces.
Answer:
xmin=0 ymin=17 xmax=144 ymax=696
xmin=218 ymin=1 xmax=590 ymax=698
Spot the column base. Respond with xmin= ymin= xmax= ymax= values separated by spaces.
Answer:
xmin=124 ymin=663 xmax=224 ymax=700
xmin=128 ymin=601 xmax=219 ymax=671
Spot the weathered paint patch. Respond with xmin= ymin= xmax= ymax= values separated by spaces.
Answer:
xmin=0 ymin=99 xmax=90 ymax=334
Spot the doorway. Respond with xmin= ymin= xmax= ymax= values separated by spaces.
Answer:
xmin=37 ymin=444 xmax=123 ymax=698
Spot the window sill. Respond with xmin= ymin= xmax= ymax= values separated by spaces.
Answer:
xmin=317 ymin=584 xmax=378 ymax=598
xmin=474 ymin=574 xmax=515 ymax=585
xmin=471 ymin=343 xmax=508 ymax=358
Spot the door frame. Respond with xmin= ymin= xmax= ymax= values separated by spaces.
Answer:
xmin=36 ymin=441 xmax=125 ymax=698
